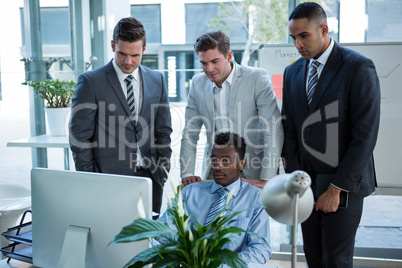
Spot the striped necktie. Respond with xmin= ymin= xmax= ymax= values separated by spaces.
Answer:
xmin=307 ymin=60 xmax=320 ymax=106
xmin=204 ymin=188 xmax=229 ymax=226
xmin=125 ymin=75 xmax=136 ymax=116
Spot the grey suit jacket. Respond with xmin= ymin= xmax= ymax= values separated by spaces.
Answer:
xmin=281 ymin=41 xmax=380 ymax=197
xmin=69 ymin=60 xmax=172 ymax=186
xmin=180 ymin=62 xmax=284 ymax=180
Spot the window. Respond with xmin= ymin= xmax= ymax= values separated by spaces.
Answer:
xmin=141 ymin=54 xmax=158 ymax=70
xmin=163 ymin=51 xmax=198 ymax=102
xmin=323 ymin=0 xmax=402 ymax=43
xmin=19 ymin=7 xmax=72 ymax=81
xmin=20 ymin=7 xmax=70 ymax=46
xmin=131 ymin=4 xmax=161 ymax=43
xmin=185 ymin=3 xmax=248 ymax=45
xmin=366 ymin=0 xmax=402 ymax=42
xmin=321 ymin=0 xmax=340 ymax=42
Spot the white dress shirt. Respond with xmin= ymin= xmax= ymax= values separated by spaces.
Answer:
xmin=112 ymin=59 xmax=145 ymax=168
xmin=213 ymin=62 xmax=235 ymax=132
xmin=305 ymin=38 xmax=335 ymax=92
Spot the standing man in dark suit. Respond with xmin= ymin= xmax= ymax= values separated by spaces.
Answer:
xmin=282 ymin=2 xmax=380 ymax=267
xmin=69 ymin=17 xmax=172 ymax=217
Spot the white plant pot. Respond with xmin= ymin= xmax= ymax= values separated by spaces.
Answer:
xmin=45 ymin=107 xmax=71 ymax=136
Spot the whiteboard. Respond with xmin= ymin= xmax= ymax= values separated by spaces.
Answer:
xmin=259 ymin=42 xmax=402 ymax=189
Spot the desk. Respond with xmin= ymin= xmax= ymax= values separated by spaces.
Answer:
xmin=7 ymin=135 xmax=70 ymax=170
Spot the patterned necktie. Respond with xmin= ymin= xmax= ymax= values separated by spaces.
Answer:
xmin=125 ymin=75 xmax=136 ymax=116
xmin=204 ymin=188 xmax=230 ymax=225
xmin=307 ymin=60 xmax=320 ymax=106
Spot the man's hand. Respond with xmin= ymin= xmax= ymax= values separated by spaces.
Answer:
xmin=315 ymin=184 xmax=341 ymax=213
xmin=182 ymin=176 xmax=202 ymax=186
xmin=240 ymin=178 xmax=268 ymax=189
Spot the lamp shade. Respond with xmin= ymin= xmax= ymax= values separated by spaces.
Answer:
xmin=261 ymin=171 xmax=314 ymax=225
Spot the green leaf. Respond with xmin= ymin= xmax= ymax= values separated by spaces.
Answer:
xmin=199 ymin=226 xmax=219 ymax=241
xmin=154 ymin=233 xmax=177 ymax=245
xmin=152 ymin=256 xmax=182 ymax=268
xmin=210 ymin=249 xmax=247 ymax=268
xmin=126 ymin=262 xmax=147 ymax=268
xmin=111 ymin=218 xmax=176 ymax=244
xmin=213 ymin=206 xmax=260 ymax=229
xmin=219 ymin=226 xmax=246 ymax=239
xmin=28 ymin=79 xmax=75 ymax=108
xmin=206 ymin=260 xmax=222 ymax=268
xmin=124 ymin=247 xmax=159 ymax=268
xmin=125 ymin=242 xmax=190 ymax=268
xmin=209 ymin=237 xmax=232 ymax=251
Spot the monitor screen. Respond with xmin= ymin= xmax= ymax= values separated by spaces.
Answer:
xmin=31 ymin=168 xmax=152 ymax=268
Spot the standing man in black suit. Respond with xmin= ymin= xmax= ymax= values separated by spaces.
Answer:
xmin=69 ymin=17 xmax=172 ymax=217
xmin=282 ymin=2 xmax=380 ymax=267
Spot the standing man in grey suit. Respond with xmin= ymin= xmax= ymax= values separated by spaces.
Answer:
xmin=282 ymin=2 xmax=380 ymax=267
xmin=69 ymin=17 xmax=172 ymax=217
xmin=180 ymin=30 xmax=283 ymax=188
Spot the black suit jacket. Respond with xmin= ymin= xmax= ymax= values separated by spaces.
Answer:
xmin=69 ymin=60 xmax=172 ymax=186
xmin=281 ymin=41 xmax=380 ymax=197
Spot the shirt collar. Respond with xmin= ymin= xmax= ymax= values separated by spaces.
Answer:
xmin=310 ymin=38 xmax=334 ymax=67
xmin=112 ymin=59 xmax=139 ymax=82
xmin=211 ymin=178 xmax=241 ymax=197
xmin=214 ymin=61 xmax=235 ymax=89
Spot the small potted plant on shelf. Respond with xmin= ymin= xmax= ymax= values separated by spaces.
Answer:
xmin=111 ymin=174 xmax=267 ymax=268
xmin=29 ymin=79 xmax=76 ymax=136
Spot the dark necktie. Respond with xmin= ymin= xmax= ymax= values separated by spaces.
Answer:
xmin=307 ymin=60 xmax=320 ymax=106
xmin=125 ymin=75 xmax=136 ymax=116
xmin=204 ymin=188 xmax=229 ymax=226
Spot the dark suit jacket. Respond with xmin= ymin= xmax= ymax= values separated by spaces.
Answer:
xmin=281 ymin=41 xmax=380 ymax=198
xmin=69 ymin=60 xmax=172 ymax=186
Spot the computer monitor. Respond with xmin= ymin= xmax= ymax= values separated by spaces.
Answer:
xmin=31 ymin=168 xmax=152 ymax=268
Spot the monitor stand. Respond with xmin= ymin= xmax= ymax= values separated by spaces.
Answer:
xmin=58 ymin=225 xmax=89 ymax=268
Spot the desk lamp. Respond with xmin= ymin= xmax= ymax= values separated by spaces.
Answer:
xmin=261 ymin=171 xmax=314 ymax=268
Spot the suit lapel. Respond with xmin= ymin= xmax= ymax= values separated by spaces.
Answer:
xmin=205 ymin=79 xmax=215 ymax=125
xmin=309 ymin=42 xmax=344 ymax=112
xmin=293 ymin=60 xmax=309 ymax=115
xmin=228 ymin=62 xmax=241 ymax=119
xmin=105 ymin=61 xmax=132 ymax=117
xmin=105 ymin=61 xmax=136 ymax=128
xmin=138 ymin=66 xmax=146 ymax=118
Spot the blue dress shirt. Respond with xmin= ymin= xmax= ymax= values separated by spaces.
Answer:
xmin=158 ymin=179 xmax=271 ymax=264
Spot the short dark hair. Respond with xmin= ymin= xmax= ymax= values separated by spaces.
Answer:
xmin=194 ymin=30 xmax=231 ymax=56
xmin=289 ymin=2 xmax=327 ymax=25
xmin=113 ymin=17 xmax=146 ymax=46
xmin=214 ymin=132 xmax=246 ymax=160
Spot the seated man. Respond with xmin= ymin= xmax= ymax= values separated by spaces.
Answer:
xmin=158 ymin=132 xmax=271 ymax=264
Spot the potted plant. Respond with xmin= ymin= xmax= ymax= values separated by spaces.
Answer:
xmin=111 ymin=175 xmax=268 ymax=268
xmin=29 ymin=79 xmax=76 ymax=136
